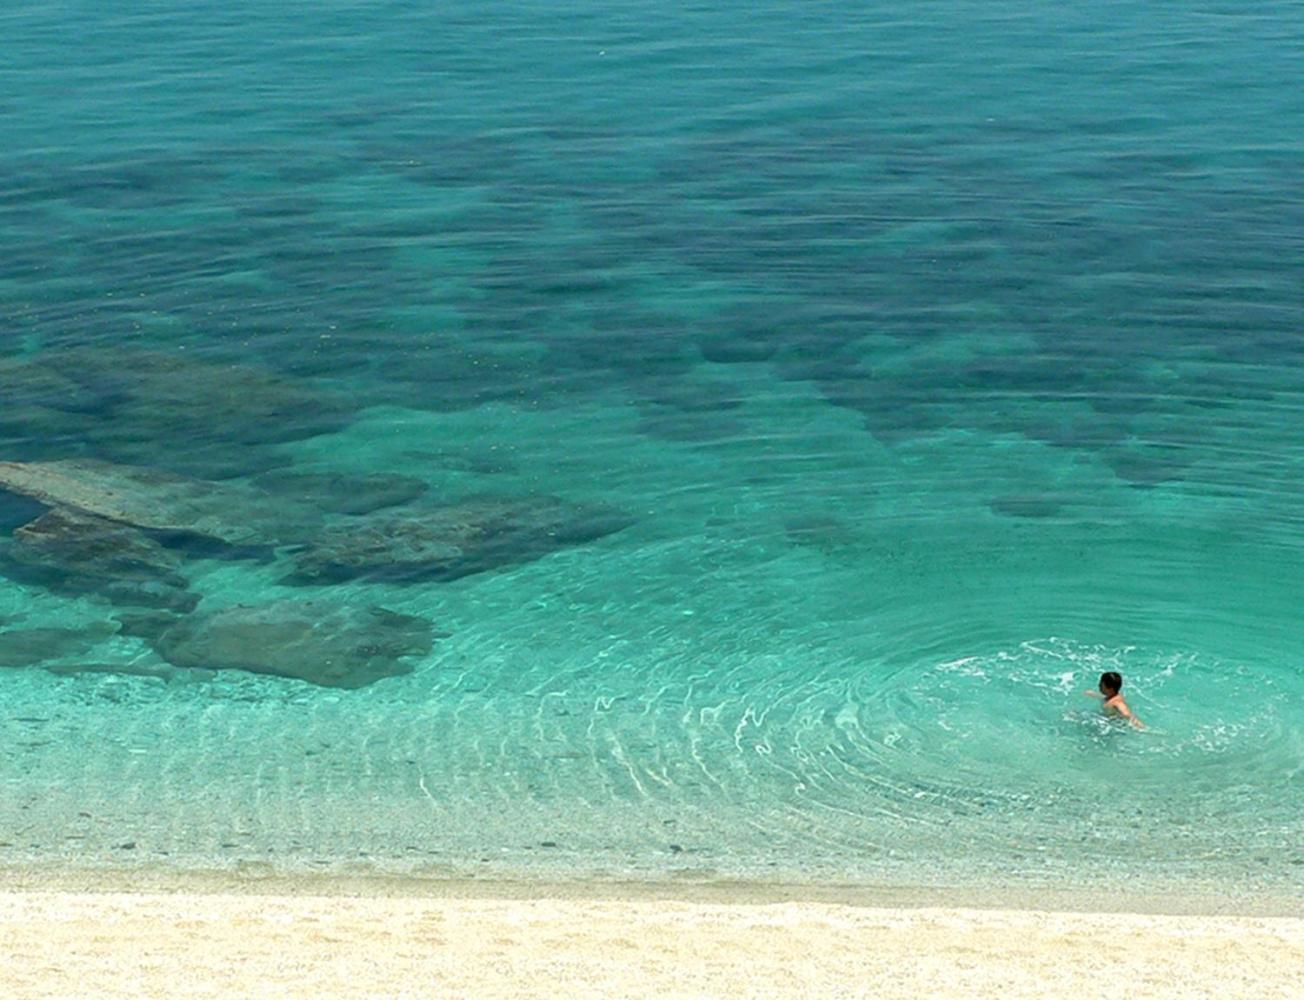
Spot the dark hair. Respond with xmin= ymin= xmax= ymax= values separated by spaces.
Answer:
xmin=1099 ymin=671 xmax=1123 ymax=693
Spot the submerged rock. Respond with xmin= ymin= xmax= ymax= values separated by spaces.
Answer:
xmin=0 ymin=348 xmax=355 ymax=478
xmin=1 ymin=506 xmax=198 ymax=612
xmin=123 ymin=600 xmax=437 ymax=688
xmin=0 ymin=459 xmax=317 ymax=546
xmin=251 ymin=470 xmax=428 ymax=515
xmin=285 ymin=496 xmax=632 ymax=584
xmin=0 ymin=621 xmax=118 ymax=668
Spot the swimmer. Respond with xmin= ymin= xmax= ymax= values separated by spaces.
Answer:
xmin=1084 ymin=671 xmax=1144 ymax=729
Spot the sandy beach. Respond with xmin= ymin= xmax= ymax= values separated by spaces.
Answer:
xmin=0 ymin=874 xmax=1299 ymax=999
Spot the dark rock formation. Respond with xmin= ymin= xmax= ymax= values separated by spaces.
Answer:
xmin=0 ymin=459 xmax=318 ymax=546
xmin=0 ymin=622 xmax=118 ymax=668
xmin=121 ymin=600 xmax=437 ymax=688
xmin=0 ymin=348 xmax=355 ymax=478
xmin=1 ymin=506 xmax=198 ymax=611
xmin=285 ymin=496 xmax=632 ymax=584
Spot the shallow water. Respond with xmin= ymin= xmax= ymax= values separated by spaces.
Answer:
xmin=1 ymin=1 xmax=1302 ymax=897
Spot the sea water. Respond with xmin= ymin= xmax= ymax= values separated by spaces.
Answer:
xmin=0 ymin=1 xmax=1301 ymax=901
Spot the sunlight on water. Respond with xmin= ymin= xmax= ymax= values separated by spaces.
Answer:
xmin=0 ymin=1 xmax=1301 ymax=899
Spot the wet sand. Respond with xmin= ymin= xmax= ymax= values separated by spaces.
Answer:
xmin=0 ymin=874 xmax=1300 ymax=999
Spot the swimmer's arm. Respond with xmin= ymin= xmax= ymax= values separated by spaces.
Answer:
xmin=1083 ymin=690 xmax=1102 ymax=699
xmin=1115 ymin=699 xmax=1145 ymax=730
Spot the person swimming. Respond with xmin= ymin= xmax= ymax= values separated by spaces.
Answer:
xmin=1084 ymin=670 xmax=1144 ymax=729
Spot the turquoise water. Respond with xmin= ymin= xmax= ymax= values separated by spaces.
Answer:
xmin=1 ymin=1 xmax=1302 ymax=899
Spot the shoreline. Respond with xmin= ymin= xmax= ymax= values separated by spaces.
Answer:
xmin=2 ymin=862 xmax=1301 ymax=918
xmin=1 ymin=882 xmax=1299 ymax=999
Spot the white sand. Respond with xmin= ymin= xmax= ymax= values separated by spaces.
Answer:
xmin=1 ymin=882 xmax=1300 ymax=999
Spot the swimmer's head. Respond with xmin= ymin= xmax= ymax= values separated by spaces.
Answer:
xmin=1098 ymin=671 xmax=1123 ymax=697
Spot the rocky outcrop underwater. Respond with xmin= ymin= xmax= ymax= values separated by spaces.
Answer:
xmin=114 ymin=602 xmax=439 ymax=689
xmin=0 ymin=457 xmax=631 ymax=687
xmin=0 ymin=348 xmax=356 ymax=479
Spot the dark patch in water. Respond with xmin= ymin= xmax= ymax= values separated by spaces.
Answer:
xmin=1106 ymin=446 xmax=1192 ymax=487
xmin=988 ymin=494 xmax=1068 ymax=519
xmin=0 ymin=490 xmax=46 ymax=534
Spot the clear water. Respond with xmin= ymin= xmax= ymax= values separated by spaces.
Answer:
xmin=1 ymin=1 xmax=1302 ymax=900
